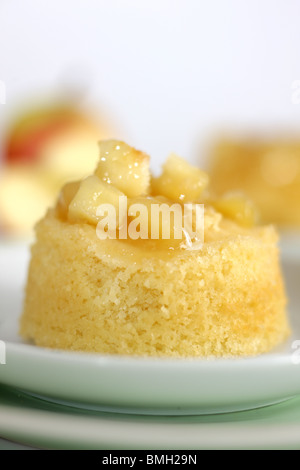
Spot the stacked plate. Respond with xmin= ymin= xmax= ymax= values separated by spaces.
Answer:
xmin=0 ymin=236 xmax=300 ymax=449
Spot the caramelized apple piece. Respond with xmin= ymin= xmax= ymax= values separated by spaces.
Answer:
xmin=151 ymin=153 xmax=209 ymax=202
xmin=68 ymin=175 xmax=125 ymax=226
xmin=211 ymin=193 xmax=259 ymax=228
xmin=127 ymin=196 xmax=183 ymax=240
xmin=95 ymin=140 xmax=150 ymax=198
xmin=56 ymin=181 xmax=80 ymax=219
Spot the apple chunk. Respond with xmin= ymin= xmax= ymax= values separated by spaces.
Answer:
xmin=95 ymin=140 xmax=150 ymax=198
xmin=68 ymin=175 xmax=125 ymax=227
xmin=211 ymin=192 xmax=259 ymax=228
xmin=151 ymin=153 xmax=209 ymax=203
xmin=56 ymin=181 xmax=80 ymax=219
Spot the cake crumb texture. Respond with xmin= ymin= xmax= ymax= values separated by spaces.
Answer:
xmin=20 ymin=210 xmax=289 ymax=357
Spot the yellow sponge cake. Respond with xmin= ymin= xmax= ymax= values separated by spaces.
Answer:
xmin=20 ymin=140 xmax=289 ymax=357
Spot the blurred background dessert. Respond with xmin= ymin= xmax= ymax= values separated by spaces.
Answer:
xmin=1 ymin=0 xmax=300 ymax=248
xmin=207 ymin=137 xmax=300 ymax=230
xmin=0 ymin=98 xmax=114 ymax=237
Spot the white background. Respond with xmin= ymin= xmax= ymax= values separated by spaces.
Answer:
xmin=1 ymin=0 xmax=300 ymax=170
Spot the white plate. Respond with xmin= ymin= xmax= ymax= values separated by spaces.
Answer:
xmin=0 ymin=241 xmax=300 ymax=415
xmin=2 ymin=383 xmax=300 ymax=449
xmin=279 ymin=231 xmax=300 ymax=263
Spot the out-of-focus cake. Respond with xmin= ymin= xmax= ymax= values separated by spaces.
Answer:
xmin=0 ymin=100 xmax=113 ymax=237
xmin=208 ymin=137 xmax=300 ymax=227
xmin=20 ymin=140 xmax=289 ymax=358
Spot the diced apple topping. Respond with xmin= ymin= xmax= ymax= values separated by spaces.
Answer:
xmin=54 ymin=140 xmax=257 ymax=247
xmin=95 ymin=140 xmax=150 ymax=198
xmin=151 ymin=153 xmax=209 ymax=203
xmin=210 ymin=192 xmax=259 ymax=228
xmin=56 ymin=181 xmax=80 ymax=219
xmin=127 ymin=196 xmax=183 ymax=241
xmin=68 ymin=175 xmax=126 ymax=227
